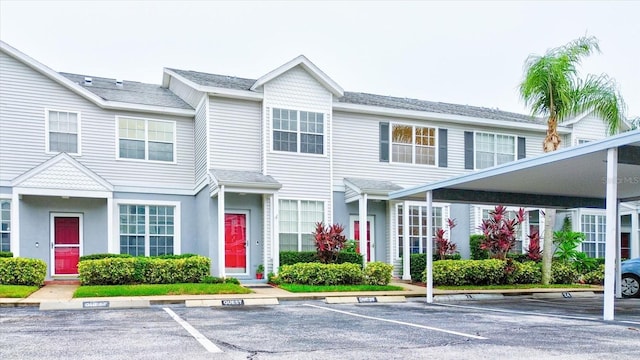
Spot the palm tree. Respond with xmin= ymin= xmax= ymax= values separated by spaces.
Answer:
xmin=519 ymin=36 xmax=626 ymax=284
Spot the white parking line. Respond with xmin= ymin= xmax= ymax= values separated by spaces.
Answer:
xmin=304 ymin=303 xmax=487 ymax=340
xmin=434 ymin=303 xmax=600 ymax=322
xmin=163 ymin=308 xmax=223 ymax=353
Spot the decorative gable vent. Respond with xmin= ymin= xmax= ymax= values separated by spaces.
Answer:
xmin=115 ymin=79 xmax=123 ymax=87
xmin=84 ymin=77 xmax=92 ymax=85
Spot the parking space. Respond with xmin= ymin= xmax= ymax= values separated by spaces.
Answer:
xmin=1 ymin=298 xmax=638 ymax=359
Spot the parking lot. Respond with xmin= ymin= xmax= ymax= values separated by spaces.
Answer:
xmin=1 ymin=296 xmax=638 ymax=359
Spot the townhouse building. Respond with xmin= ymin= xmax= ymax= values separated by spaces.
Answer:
xmin=1 ymin=41 xmax=637 ymax=281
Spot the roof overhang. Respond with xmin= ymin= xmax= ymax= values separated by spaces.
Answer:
xmin=390 ymin=130 xmax=640 ymax=209
xmin=209 ymin=169 xmax=282 ymax=196
xmin=163 ymin=68 xmax=264 ymax=102
xmin=344 ymin=177 xmax=403 ymax=203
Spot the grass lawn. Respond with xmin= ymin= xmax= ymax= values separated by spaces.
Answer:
xmin=0 ymin=285 xmax=40 ymax=298
xmin=278 ymin=284 xmax=405 ymax=293
xmin=74 ymin=283 xmax=252 ymax=298
xmin=435 ymin=284 xmax=595 ymax=290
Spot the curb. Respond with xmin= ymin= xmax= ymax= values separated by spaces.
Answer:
xmin=40 ymin=299 xmax=150 ymax=311
xmin=532 ymin=291 xmax=596 ymax=299
xmin=325 ymin=295 xmax=406 ymax=304
xmin=434 ymin=294 xmax=505 ymax=302
xmin=186 ymin=298 xmax=279 ymax=307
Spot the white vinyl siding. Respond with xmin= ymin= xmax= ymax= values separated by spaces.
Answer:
xmin=0 ymin=200 xmax=10 ymax=252
xmin=581 ymin=213 xmax=606 ymax=258
xmin=46 ymin=110 xmax=80 ymax=154
xmin=475 ymin=132 xmax=515 ymax=169
xmin=278 ymin=199 xmax=324 ymax=252
xmin=194 ymin=100 xmax=208 ymax=183
xmin=391 ymin=124 xmax=436 ymax=165
xmin=119 ymin=204 xmax=177 ymax=256
xmin=117 ymin=117 xmax=175 ymax=162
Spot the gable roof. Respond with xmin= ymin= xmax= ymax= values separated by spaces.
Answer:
xmin=209 ymin=169 xmax=281 ymax=194
xmin=60 ymin=73 xmax=192 ymax=110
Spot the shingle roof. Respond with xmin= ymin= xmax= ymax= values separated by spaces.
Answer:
xmin=167 ymin=67 xmax=541 ymax=123
xmin=344 ymin=177 xmax=403 ymax=194
xmin=60 ymin=73 xmax=193 ymax=110
xmin=210 ymin=169 xmax=281 ymax=189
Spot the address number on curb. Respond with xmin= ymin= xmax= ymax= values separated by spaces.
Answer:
xmin=221 ymin=299 xmax=245 ymax=306
xmin=562 ymin=292 xmax=572 ymax=298
xmin=83 ymin=301 xmax=110 ymax=308
xmin=357 ymin=297 xmax=378 ymax=303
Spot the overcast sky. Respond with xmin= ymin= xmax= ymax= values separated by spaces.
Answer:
xmin=1 ymin=1 xmax=638 ymax=119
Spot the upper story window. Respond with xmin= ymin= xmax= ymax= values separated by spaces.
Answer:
xmin=47 ymin=110 xmax=80 ymax=154
xmin=391 ymin=124 xmax=436 ymax=165
xmin=272 ymin=108 xmax=324 ymax=154
xmin=118 ymin=117 xmax=175 ymax=162
xmin=475 ymin=132 xmax=515 ymax=169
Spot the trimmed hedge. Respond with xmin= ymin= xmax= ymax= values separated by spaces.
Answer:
xmin=79 ymin=253 xmax=133 ymax=261
xmin=470 ymin=235 xmax=489 ymax=260
xmin=279 ymin=263 xmax=364 ymax=285
xmin=550 ymin=262 xmax=579 ymax=284
xmin=78 ymin=256 xmax=210 ymax=285
xmin=363 ymin=262 xmax=393 ymax=285
xmin=0 ymin=257 xmax=47 ymax=286
xmin=409 ymin=253 xmax=462 ymax=281
xmin=0 ymin=251 xmax=14 ymax=258
xmin=580 ymin=264 xmax=604 ymax=285
xmin=279 ymin=251 xmax=363 ymax=267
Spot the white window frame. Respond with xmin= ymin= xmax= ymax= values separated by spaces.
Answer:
xmin=575 ymin=138 xmax=595 ymax=146
xmin=278 ymin=199 xmax=326 ymax=251
xmin=474 ymin=131 xmax=516 ymax=170
xmin=0 ymin=198 xmax=10 ymax=253
xmin=389 ymin=123 xmax=438 ymax=166
xmin=45 ymin=108 xmax=81 ymax=155
xmin=115 ymin=116 xmax=177 ymax=163
xmin=271 ymin=108 xmax=326 ymax=156
xmin=578 ymin=209 xmax=606 ymax=258
xmin=114 ymin=199 xmax=181 ymax=256
xmin=396 ymin=201 xmax=449 ymax=257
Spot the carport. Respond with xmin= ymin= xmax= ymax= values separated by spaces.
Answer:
xmin=389 ymin=130 xmax=640 ymax=320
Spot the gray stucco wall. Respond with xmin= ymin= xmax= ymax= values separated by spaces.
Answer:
xmin=450 ymin=204 xmax=471 ymax=259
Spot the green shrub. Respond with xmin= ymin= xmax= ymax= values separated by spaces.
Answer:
xmin=580 ymin=264 xmax=604 ymax=285
xmin=0 ymin=251 xmax=13 ymax=258
xmin=224 ymin=277 xmax=240 ymax=285
xmin=409 ymin=253 xmax=463 ymax=281
xmin=149 ymin=253 xmax=199 ymax=259
xmin=364 ymin=262 xmax=393 ymax=285
xmin=427 ymin=260 xmax=468 ymax=285
xmin=0 ymin=257 xmax=47 ymax=286
xmin=336 ymin=252 xmax=364 ymax=266
xmin=464 ymin=259 xmax=506 ymax=285
xmin=200 ymin=275 xmax=224 ymax=284
xmin=510 ymin=261 xmax=542 ymax=284
xmin=278 ymin=262 xmax=363 ymax=285
xmin=78 ymin=256 xmax=210 ymax=285
xmin=551 ymin=261 xmax=579 ymax=284
xmin=79 ymin=253 xmax=132 ymax=261
xmin=470 ymin=235 xmax=489 ymax=260
xmin=267 ymin=272 xmax=281 ymax=285
xmin=506 ymin=253 xmax=530 ymax=263
xmin=279 ymin=251 xmax=363 ymax=267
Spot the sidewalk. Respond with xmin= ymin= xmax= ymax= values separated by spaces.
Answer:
xmin=0 ymin=282 xmax=604 ymax=309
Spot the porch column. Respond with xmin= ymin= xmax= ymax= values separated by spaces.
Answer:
xmin=631 ymin=210 xmax=640 ymax=259
xmin=217 ymin=185 xmax=226 ymax=277
xmin=11 ymin=191 xmax=20 ymax=257
xmin=426 ymin=190 xmax=434 ymax=303
xmin=272 ymin=193 xmax=280 ymax=274
xmin=402 ymin=201 xmax=411 ymax=280
xmin=603 ymin=148 xmax=618 ymax=321
xmin=359 ymin=193 xmax=368 ymax=268
xmin=107 ymin=195 xmax=114 ymax=253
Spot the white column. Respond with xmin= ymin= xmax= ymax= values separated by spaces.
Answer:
xmin=603 ymin=148 xmax=618 ymax=321
xmin=10 ymin=192 xmax=20 ymax=257
xmin=107 ymin=195 xmax=114 ymax=253
xmin=272 ymin=193 xmax=280 ymax=274
xmin=402 ymin=201 xmax=411 ymax=280
xmin=426 ymin=191 xmax=434 ymax=303
xmin=631 ymin=210 xmax=640 ymax=259
xmin=359 ymin=194 xmax=368 ymax=268
xmin=217 ymin=185 xmax=226 ymax=278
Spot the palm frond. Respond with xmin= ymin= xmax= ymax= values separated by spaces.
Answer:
xmin=566 ymin=74 xmax=626 ymax=134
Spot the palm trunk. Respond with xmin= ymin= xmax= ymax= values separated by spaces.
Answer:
xmin=541 ymin=115 xmax=560 ymax=284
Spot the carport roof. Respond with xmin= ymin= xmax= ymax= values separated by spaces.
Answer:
xmin=389 ymin=130 xmax=640 ymax=209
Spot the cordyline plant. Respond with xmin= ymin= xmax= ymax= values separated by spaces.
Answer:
xmin=526 ymin=231 xmax=542 ymax=261
xmin=479 ymin=205 xmax=526 ymax=260
xmin=313 ymin=222 xmax=347 ymax=264
xmin=435 ymin=218 xmax=458 ymax=260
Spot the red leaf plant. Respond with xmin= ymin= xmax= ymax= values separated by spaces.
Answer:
xmin=313 ymin=222 xmax=347 ymax=264
xmin=479 ymin=205 xmax=526 ymax=260
xmin=435 ymin=218 xmax=458 ymax=260
xmin=526 ymin=231 xmax=542 ymax=261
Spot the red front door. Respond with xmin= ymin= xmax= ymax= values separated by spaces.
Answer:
xmin=53 ymin=217 xmax=80 ymax=275
xmin=225 ymin=213 xmax=247 ymax=274
xmin=354 ymin=220 xmax=372 ymax=262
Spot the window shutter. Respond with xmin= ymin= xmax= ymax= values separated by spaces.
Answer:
xmin=464 ymin=131 xmax=474 ymax=169
xmin=517 ymin=137 xmax=526 ymax=159
xmin=438 ymin=128 xmax=448 ymax=167
xmin=379 ymin=122 xmax=389 ymax=162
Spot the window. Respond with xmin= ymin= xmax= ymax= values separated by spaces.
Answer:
xmin=279 ymin=200 xmax=324 ymax=251
xmin=119 ymin=204 xmax=176 ymax=256
xmin=397 ymin=203 xmax=446 ymax=256
xmin=581 ymin=214 xmax=606 ymax=258
xmin=391 ymin=124 xmax=436 ymax=165
xmin=0 ymin=200 xmax=10 ymax=252
xmin=47 ymin=110 xmax=79 ymax=154
xmin=273 ymin=108 xmax=324 ymax=154
xmin=475 ymin=132 xmax=515 ymax=169
xmin=118 ymin=117 xmax=175 ymax=162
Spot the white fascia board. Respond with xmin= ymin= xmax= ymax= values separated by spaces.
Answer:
xmin=163 ymin=68 xmax=263 ymax=101
xmin=221 ymin=186 xmax=280 ymax=195
xmin=0 ymin=42 xmax=194 ymax=118
xmin=250 ymin=55 xmax=344 ymax=97
xmin=112 ymin=185 xmax=195 ymax=196
xmin=0 ymin=180 xmax=12 ymax=187
xmin=14 ymin=187 xmax=111 ymax=199
xmin=332 ymin=102 xmax=572 ymax=134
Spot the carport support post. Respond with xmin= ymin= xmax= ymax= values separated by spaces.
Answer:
xmin=359 ymin=194 xmax=368 ymax=268
xmin=603 ymin=148 xmax=617 ymax=321
xmin=426 ymin=190 xmax=434 ymax=303
xmin=217 ymin=185 xmax=226 ymax=278
xmin=402 ymin=201 xmax=411 ymax=280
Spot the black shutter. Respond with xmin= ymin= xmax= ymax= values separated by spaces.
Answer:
xmin=379 ymin=122 xmax=389 ymax=162
xmin=517 ymin=137 xmax=526 ymax=160
xmin=464 ymin=131 xmax=474 ymax=169
xmin=438 ymin=128 xmax=448 ymax=167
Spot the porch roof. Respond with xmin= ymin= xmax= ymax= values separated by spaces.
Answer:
xmin=210 ymin=169 xmax=281 ymax=194
xmin=344 ymin=177 xmax=403 ymax=203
